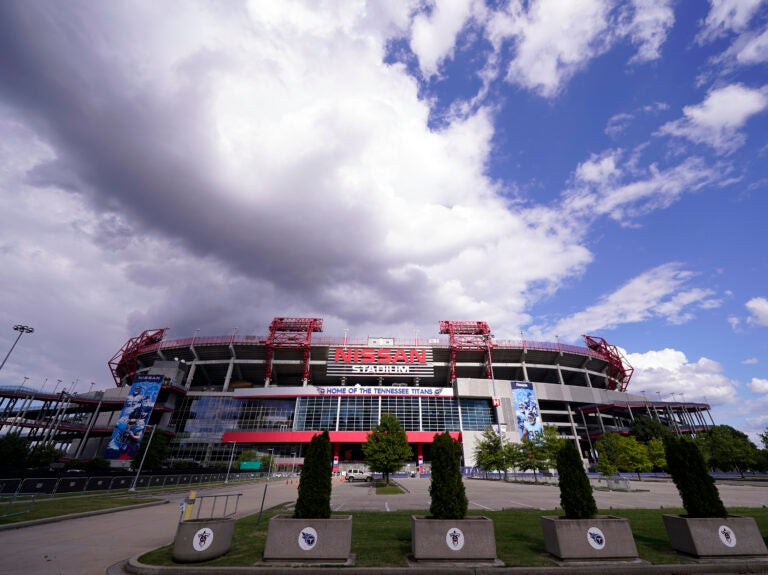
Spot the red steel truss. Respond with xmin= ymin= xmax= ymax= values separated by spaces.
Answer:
xmin=108 ymin=328 xmax=168 ymax=387
xmin=439 ymin=320 xmax=492 ymax=383
xmin=265 ymin=317 xmax=323 ymax=384
xmin=583 ymin=334 xmax=634 ymax=392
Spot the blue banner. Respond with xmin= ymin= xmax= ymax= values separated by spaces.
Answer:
xmin=105 ymin=375 xmax=162 ymax=460
xmin=511 ymin=381 xmax=543 ymax=441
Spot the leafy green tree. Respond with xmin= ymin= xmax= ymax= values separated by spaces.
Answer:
xmin=130 ymin=428 xmax=170 ymax=471
xmin=556 ymin=440 xmax=597 ymax=519
xmin=519 ymin=426 xmax=564 ymax=480
xmin=429 ymin=432 xmax=467 ymax=519
xmin=630 ymin=416 xmax=671 ymax=443
xmin=0 ymin=433 xmax=28 ymax=470
xmin=759 ymin=428 xmax=768 ymax=450
xmin=260 ymin=453 xmax=275 ymax=474
xmin=664 ymin=434 xmax=726 ymax=518
xmin=26 ymin=443 xmax=64 ymax=468
xmin=294 ymin=431 xmax=332 ymax=519
xmin=363 ymin=413 xmax=413 ymax=485
xmin=504 ymin=441 xmax=528 ymax=480
xmin=699 ymin=425 xmax=759 ymax=477
xmin=596 ymin=433 xmax=651 ymax=477
xmin=646 ymin=437 xmax=667 ymax=471
xmin=473 ymin=427 xmax=507 ymax=476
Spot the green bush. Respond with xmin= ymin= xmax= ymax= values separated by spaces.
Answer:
xmin=556 ymin=440 xmax=597 ymax=519
xmin=294 ymin=430 xmax=332 ymax=519
xmin=663 ymin=435 xmax=726 ymax=518
xmin=429 ymin=432 xmax=467 ymax=519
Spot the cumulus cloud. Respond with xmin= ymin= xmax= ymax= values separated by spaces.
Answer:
xmin=656 ymin=83 xmax=768 ymax=154
xmin=532 ymin=263 xmax=721 ymax=341
xmin=746 ymin=296 xmax=768 ymax=325
xmin=626 ymin=348 xmax=739 ymax=405
xmin=696 ymin=0 xmax=766 ymax=44
xmin=623 ymin=0 xmax=675 ymax=63
xmin=410 ymin=0 xmax=478 ymax=78
xmin=749 ymin=377 xmax=768 ymax=393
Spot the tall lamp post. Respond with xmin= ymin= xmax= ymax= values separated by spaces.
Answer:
xmin=129 ymin=425 xmax=157 ymax=492
xmin=225 ymin=441 xmax=237 ymax=484
xmin=482 ymin=333 xmax=505 ymax=477
xmin=257 ymin=448 xmax=274 ymax=525
xmin=0 ymin=324 xmax=35 ymax=373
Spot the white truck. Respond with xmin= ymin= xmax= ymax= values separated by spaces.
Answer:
xmin=345 ymin=468 xmax=373 ymax=482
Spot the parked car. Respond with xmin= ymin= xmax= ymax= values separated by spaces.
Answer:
xmin=345 ymin=468 xmax=373 ymax=482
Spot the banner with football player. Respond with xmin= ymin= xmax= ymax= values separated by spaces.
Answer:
xmin=105 ymin=374 xmax=162 ymax=460
xmin=511 ymin=381 xmax=543 ymax=441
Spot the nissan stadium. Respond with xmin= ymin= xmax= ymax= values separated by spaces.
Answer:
xmin=0 ymin=318 xmax=714 ymax=472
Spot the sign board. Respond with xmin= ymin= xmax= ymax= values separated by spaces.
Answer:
xmin=511 ymin=381 xmax=543 ymax=441
xmin=326 ymin=347 xmax=434 ymax=378
xmin=240 ymin=461 xmax=262 ymax=470
xmin=105 ymin=374 xmax=162 ymax=460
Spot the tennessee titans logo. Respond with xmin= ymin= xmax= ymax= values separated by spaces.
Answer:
xmin=192 ymin=528 xmax=214 ymax=551
xmin=586 ymin=527 xmax=606 ymax=550
xmin=445 ymin=527 xmax=465 ymax=551
xmin=298 ymin=526 xmax=318 ymax=551
xmin=718 ymin=525 xmax=737 ymax=548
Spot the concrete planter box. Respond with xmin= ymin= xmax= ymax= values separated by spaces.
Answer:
xmin=663 ymin=514 xmax=768 ymax=558
xmin=263 ymin=515 xmax=352 ymax=563
xmin=411 ymin=515 xmax=497 ymax=562
xmin=172 ymin=517 xmax=235 ymax=562
xmin=541 ymin=515 xmax=638 ymax=561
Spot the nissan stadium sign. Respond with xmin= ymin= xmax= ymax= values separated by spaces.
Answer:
xmin=327 ymin=346 xmax=434 ymax=378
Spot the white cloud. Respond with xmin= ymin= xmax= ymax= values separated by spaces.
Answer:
xmin=733 ymin=27 xmax=768 ymax=64
xmin=656 ymin=83 xmax=768 ymax=154
xmin=626 ymin=348 xmax=739 ymax=405
xmin=749 ymin=377 xmax=768 ymax=393
xmin=696 ymin=0 xmax=766 ymax=44
xmin=490 ymin=0 xmax=612 ymax=98
xmin=624 ymin=0 xmax=675 ymax=63
xmin=564 ymin=155 xmax=725 ymax=224
xmin=410 ymin=0 xmax=477 ymax=78
xmin=746 ymin=296 xmax=768 ymax=326
xmin=534 ymin=263 xmax=721 ymax=340
xmin=742 ymin=357 xmax=759 ymax=364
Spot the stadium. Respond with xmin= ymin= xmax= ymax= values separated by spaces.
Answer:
xmin=0 ymin=317 xmax=715 ymax=472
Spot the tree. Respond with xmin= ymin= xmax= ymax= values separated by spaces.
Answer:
xmin=236 ymin=449 xmax=260 ymax=470
xmin=646 ymin=437 xmax=667 ymax=471
xmin=520 ymin=426 xmax=565 ymax=480
xmin=699 ymin=425 xmax=759 ymax=477
xmin=630 ymin=416 xmax=671 ymax=443
xmin=0 ymin=433 xmax=28 ymax=470
xmin=556 ymin=440 xmax=597 ymax=519
xmin=130 ymin=428 xmax=170 ymax=471
xmin=362 ymin=413 xmax=413 ymax=485
xmin=759 ymin=427 xmax=768 ymax=450
xmin=26 ymin=443 xmax=64 ymax=468
xmin=596 ymin=433 xmax=651 ymax=478
xmin=294 ymin=430 xmax=332 ymax=519
xmin=663 ymin=434 xmax=726 ymax=518
xmin=429 ymin=432 xmax=467 ymax=519
xmin=473 ymin=427 xmax=507 ymax=477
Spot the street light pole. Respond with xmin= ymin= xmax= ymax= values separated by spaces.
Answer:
xmin=225 ymin=441 xmax=237 ymax=484
xmin=0 ymin=324 xmax=35 ymax=373
xmin=483 ymin=333 xmax=505 ymax=477
xmin=129 ymin=425 xmax=157 ymax=492
xmin=257 ymin=448 xmax=274 ymax=525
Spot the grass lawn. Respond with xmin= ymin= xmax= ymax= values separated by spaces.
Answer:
xmin=138 ymin=506 xmax=768 ymax=568
xmin=0 ymin=493 xmax=163 ymax=525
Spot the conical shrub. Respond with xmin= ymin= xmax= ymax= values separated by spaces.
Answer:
xmin=663 ymin=434 xmax=726 ymax=518
xmin=429 ymin=432 xmax=467 ymax=519
xmin=294 ymin=430 xmax=332 ymax=519
xmin=556 ymin=440 xmax=597 ymax=519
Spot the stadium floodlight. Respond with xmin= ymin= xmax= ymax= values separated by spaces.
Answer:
xmin=0 ymin=324 xmax=35 ymax=373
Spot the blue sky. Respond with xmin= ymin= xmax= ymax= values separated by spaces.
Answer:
xmin=1 ymin=1 xmax=767 ymax=442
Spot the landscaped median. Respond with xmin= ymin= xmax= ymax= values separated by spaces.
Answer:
xmin=134 ymin=506 xmax=768 ymax=569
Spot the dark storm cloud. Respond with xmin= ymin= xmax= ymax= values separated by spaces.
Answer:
xmin=0 ymin=2 xmax=407 ymax=325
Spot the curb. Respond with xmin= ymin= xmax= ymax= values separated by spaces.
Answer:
xmin=109 ymin=554 xmax=768 ymax=575
xmin=0 ymin=499 xmax=170 ymax=531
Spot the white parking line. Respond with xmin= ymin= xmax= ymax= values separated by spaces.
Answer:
xmin=385 ymin=502 xmax=390 ymax=512
xmin=469 ymin=500 xmax=494 ymax=511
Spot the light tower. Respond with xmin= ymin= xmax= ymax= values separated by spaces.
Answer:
xmin=0 ymin=324 xmax=35 ymax=373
